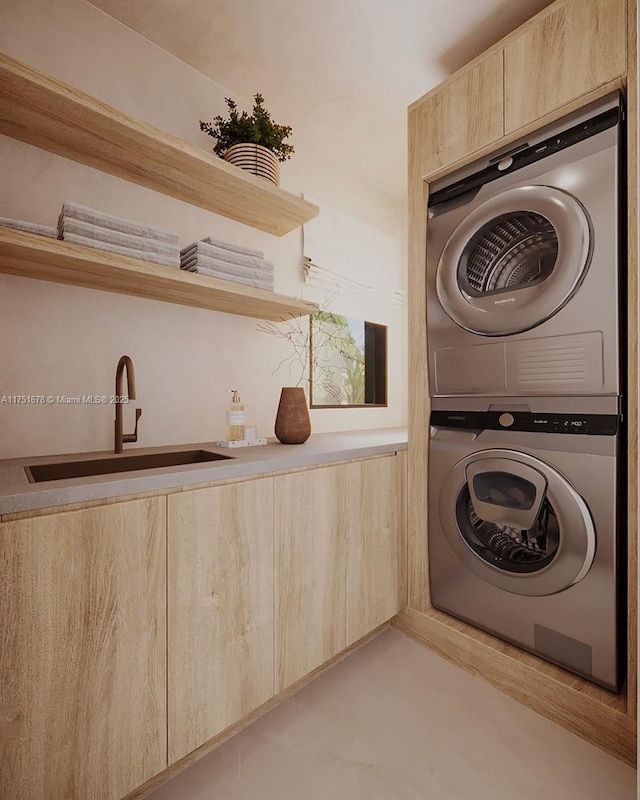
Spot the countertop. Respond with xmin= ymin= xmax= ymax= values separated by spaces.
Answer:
xmin=0 ymin=428 xmax=407 ymax=515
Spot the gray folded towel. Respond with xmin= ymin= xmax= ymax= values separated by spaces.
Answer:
xmin=194 ymin=265 xmax=273 ymax=291
xmin=60 ymin=202 xmax=179 ymax=245
xmin=62 ymin=232 xmax=180 ymax=268
xmin=202 ymin=237 xmax=264 ymax=259
xmin=59 ymin=217 xmax=180 ymax=257
xmin=180 ymin=253 xmax=274 ymax=281
xmin=0 ymin=217 xmax=57 ymax=238
xmin=180 ymin=240 xmax=273 ymax=271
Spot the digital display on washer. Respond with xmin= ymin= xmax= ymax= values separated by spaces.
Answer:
xmin=430 ymin=410 xmax=619 ymax=435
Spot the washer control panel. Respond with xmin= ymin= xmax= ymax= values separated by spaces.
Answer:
xmin=430 ymin=410 xmax=619 ymax=435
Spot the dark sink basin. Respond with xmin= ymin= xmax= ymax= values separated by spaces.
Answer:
xmin=25 ymin=449 xmax=232 ymax=483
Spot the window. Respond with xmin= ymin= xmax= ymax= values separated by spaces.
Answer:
xmin=309 ymin=312 xmax=387 ymax=407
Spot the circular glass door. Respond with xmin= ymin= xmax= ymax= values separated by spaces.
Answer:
xmin=439 ymin=449 xmax=595 ymax=596
xmin=436 ymin=186 xmax=592 ymax=336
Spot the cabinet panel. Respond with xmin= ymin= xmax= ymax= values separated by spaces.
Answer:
xmin=0 ymin=498 xmax=166 ymax=800
xmin=346 ymin=453 xmax=406 ymax=644
xmin=504 ymin=0 xmax=626 ymax=133
xmin=167 ymin=479 xmax=275 ymax=763
xmin=275 ymin=465 xmax=347 ymax=691
xmin=409 ymin=50 xmax=503 ymax=178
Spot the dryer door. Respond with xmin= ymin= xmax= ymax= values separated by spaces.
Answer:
xmin=436 ymin=186 xmax=592 ymax=336
xmin=439 ymin=449 xmax=596 ymax=596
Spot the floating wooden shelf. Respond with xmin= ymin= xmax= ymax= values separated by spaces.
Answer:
xmin=0 ymin=53 xmax=319 ymax=236
xmin=0 ymin=229 xmax=319 ymax=321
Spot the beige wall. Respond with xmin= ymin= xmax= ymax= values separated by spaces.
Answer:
xmin=0 ymin=0 xmax=406 ymax=459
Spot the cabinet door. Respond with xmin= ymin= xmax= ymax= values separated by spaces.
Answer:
xmin=409 ymin=50 xmax=503 ymax=179
xmin=0 ymin=498 xmax=166 ymax=800
xmin=346 ymin=452 xmax=406 ymax=645
xmin=504 ymin=0 xmax=626 ymax=133
xmin=275 ymin=465 xmax=347 ymax=691
xmin=167 ymin=478 xmax=274 ymax=763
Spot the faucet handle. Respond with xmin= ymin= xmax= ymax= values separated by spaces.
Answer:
xmin=123 ymin=408 xmax=142 ymax=444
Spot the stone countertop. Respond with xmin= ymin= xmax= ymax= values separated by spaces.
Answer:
xmin=0 ymin=428 xmax=407 ymax=515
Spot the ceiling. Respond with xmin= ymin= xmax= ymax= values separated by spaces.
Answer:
xmin=89 ymin=0 xmax=554 ymax=199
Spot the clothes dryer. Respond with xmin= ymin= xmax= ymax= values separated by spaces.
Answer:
xmin=428 ymin=395 xmax=623 ymax=691
xmin=426 ymin=92 xmax=624 ymax=398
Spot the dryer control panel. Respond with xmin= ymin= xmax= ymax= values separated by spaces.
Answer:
xmin=430 ymin=410 xmax=619 ymax=435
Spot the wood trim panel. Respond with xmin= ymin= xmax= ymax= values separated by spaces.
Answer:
xmin=406 ymin=153 xmax=430 ymax=611
xmin=0 ymin=498 xmax=167 ymax=800
xmin=625 ymin=0 xmax=638 ymax=721
xmin=0 ymin=54 xmax=318 ymax=236
xmin=0 ymin=228 xmax=318 ymax=321
xmin=504 ymin=0 xmax=627 ymax=133
xmin=121 ymin=624 xmax=390 ymax=800
xmin=393 ymin=608 xmax=636 ymax=766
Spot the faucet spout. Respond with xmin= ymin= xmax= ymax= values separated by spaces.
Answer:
xmin=114 ymin=355 xmax=142 ymax=454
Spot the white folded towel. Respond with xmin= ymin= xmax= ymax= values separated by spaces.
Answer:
xmin=62 ymin=232 xmax=180 ymax=268
xmin=194 ymin=265 xmax=273 ymax=291
xmin=180 ymin=253 xmax=274 ymax=281
xmin=180 ymin=240 xmax=273 ymax=271
xmin=59 ymin=202 xmax=179 ymax=245
xmin=0 ymin=217 xmax=57 ymax=238
xmin=59 ymin=217 xmax=179 ymax=257
xmin=202 ymin=237 xmax=264 ymax=259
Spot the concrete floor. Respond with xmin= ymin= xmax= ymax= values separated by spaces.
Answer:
xmin=148 ymin=628 xmax=636 ymax=800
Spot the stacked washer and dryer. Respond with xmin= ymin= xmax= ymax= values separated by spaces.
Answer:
xmin=426 ymin=92 xmax=625 ymax=692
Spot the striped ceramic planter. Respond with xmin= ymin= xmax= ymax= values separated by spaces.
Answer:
xmin=223 ymin=143 xmax=280 ymax=186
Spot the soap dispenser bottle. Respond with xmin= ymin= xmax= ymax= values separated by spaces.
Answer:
xmin=227 ymin=389 xmax=245 ymax=441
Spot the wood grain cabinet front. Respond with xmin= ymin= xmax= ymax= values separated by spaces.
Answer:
xmin=0 ymin=498 xmax=167 ymax=800
xmin=409 ymin=50 xmax=504 ymax=180
xmin=167 ymin=478 xmax=275 ymax=764
xmin=275 ymin=454 xmax=406 ymax=691
xmin=274 ymin=464 xmax=348 ymax=691
xmin=345 ymin=452 xmax=406 ymax=645
xmin=504 ymin=0 xmax=627 ymax=133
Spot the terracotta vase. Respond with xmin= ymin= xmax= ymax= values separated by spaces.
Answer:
xmin=274 ymin=387 xmax=311 ymax=444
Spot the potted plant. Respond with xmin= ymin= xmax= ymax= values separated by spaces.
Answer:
xmin=200 ymin=93 xmax=294 ymax=186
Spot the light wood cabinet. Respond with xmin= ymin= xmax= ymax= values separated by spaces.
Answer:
xmin=0 ymin=498 xmax=166 ymax=800
xmin=167 ymin=478 xmax=275 ymax=763
xmin=409 ymin=50 xmax=504 ymax=179
xmin=504 ymin=0 xmax=627 ymax=133
xmin=275 ymin=465 xmax=347 ymax=690
xmin=346 ymin=452 xmax=406 ymax=645
xmin=275 ymin=453 xmax=406 ymax=690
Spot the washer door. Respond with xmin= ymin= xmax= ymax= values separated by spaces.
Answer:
xmin=436 ymin=186 xmax=592 ymax=335
xmin=438 ymin=449 xmax=595 ymax=596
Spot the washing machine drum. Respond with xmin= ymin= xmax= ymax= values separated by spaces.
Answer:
xmin=435 ymin=186 xmax=592 ymax=335
xmin=439 ymin=449 xmax=596 ymax=596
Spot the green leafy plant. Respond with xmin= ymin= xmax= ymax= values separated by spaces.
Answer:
xmin=200 ymin=93 xmax=295 ymax=162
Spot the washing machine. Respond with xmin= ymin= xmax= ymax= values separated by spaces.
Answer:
xmin=426 ymin=91 xmax=624 ymax=398
xmin=428 ymin=395 xmax=624 ymax=692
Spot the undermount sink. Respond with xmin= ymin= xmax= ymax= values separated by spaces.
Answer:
xmin=25 ymin=449 xmax=233 ymax=483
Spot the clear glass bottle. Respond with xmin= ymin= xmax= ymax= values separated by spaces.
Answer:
xmin=226 ymin=389 xmax=245 ymax=441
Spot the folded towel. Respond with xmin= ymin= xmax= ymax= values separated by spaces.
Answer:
xmin=180 ymin=240 xmax=272 ymax=271
xmin=0 ymin=217 xmax=57 ymax=238
xmin=62 ymin=232 xmax=180 ymax=268
xmin=180 ymin=253 xmax=274 ymax=281
xmin=59 ymin=217 xmax=179 ymax=257
xmin=59 ymin=202 xmax=179 ymax=245
xmin=194 ymin=265 xmax=273 ymax=291
xmin=202 ymin=237 xmax=264 ymax=259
